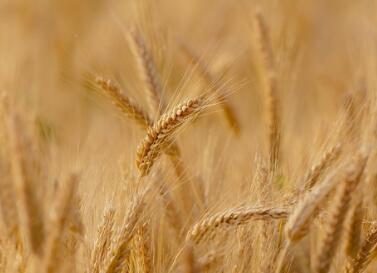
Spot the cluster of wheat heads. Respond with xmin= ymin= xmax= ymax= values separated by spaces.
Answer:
xmin=3 ymin=1 xmax=377 ymax=273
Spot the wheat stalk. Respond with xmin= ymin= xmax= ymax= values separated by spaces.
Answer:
xmin=8 ymin=112 xmax=45 ymax=256
xmin=42 ymin=173 xmax=79 ymax=273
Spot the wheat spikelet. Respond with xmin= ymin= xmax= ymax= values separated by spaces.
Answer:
xmin=95 ymin=76 xmax=152 ymax=129
xmin=313 ymin=155 xmax=367 ymax=273
xmin=8 ymin=113 xmax=45 ymax=256
xmin=127 ymin=29 xmax=163 ymax=118
xmin=90 ymin=207 xmax=116 ymax=273
xmin=136 ymin=95 xmax=209 ymax=176
xmin=178 ymin=40 xmax=240 ymax=134
xmin=104 ymin=186 xmax=149 ymax=273
xmin=42 ymin=173 xmax=79 ymax=273
xmin=344 ymin=197 xmax=364 ymax=260
xmin=302 ymin=143 xmax=342 ymax=191
xmin=345 ymin=224 xmax=377 ymax=273
xmin=187 ymin=206 xmax=289 ymax=243
xmin=253 ymin=11 xmax=280 ymax=169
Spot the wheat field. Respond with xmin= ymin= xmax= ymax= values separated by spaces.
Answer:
xmin=1 ymin=0 xmax=377 ymax=272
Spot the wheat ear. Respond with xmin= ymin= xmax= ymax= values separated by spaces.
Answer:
xmin=178 ymin=41 xmax=240 ymax=134
xmin=42 ymin=173 xmax=79 ymax=273
xmin=95 ymin=77 xmax=152 ymax=129
xmin=313 ymin=155 xmax=367 ymax=273
xmin=104 ymin=186 xmax=149 ymax=273
xmin=90 ymin=207 xmax=116 ymax=273
xmin=8 ymin=113 xmax=45 ymax=256
xmin=136 ymin=95 xmax=209 ymax=176
xmin=302 ymin=143 xmax=342 ymax=191
xmin=345 ymin=224 xmax=377 ymax=273
xmin=187 ymin=206 xmax=289 ymax=243
xmin=344 ymin=197 xmax=364 ymax=260
xmin=285 ymin=165 xmax=344 ymax=243
xmin=127 ymin=29 xmax=163 ymax=117
xmin=253 ymin=11 xmax=280 ymax=169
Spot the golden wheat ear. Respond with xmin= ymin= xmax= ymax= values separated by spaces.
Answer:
xmin=104 ymin=185 xmax=150 ymax=273
xmin=301 ymin=143 xmax=342 ymax=192
xmin=127 ymin=28 xmax=164 ymax=118
xmin=136 ymin=95 xmax=211 ymax=177
xmin=178 ymin=39 xmax=240 ymax=135
xmin=90 ymin=207 xmax=116 ymax=273
xmin=187 ymin=206 xmax=289 ymax=243
xmin=252 ymin=11 xmax=281 ymax=170
xmin=313 ymin=154 xmax=367 ymax=273
xmin=95 ymin=76 xmax=152 ymax=129
xmin=344 ymin=196 xmax=364 ymax=260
